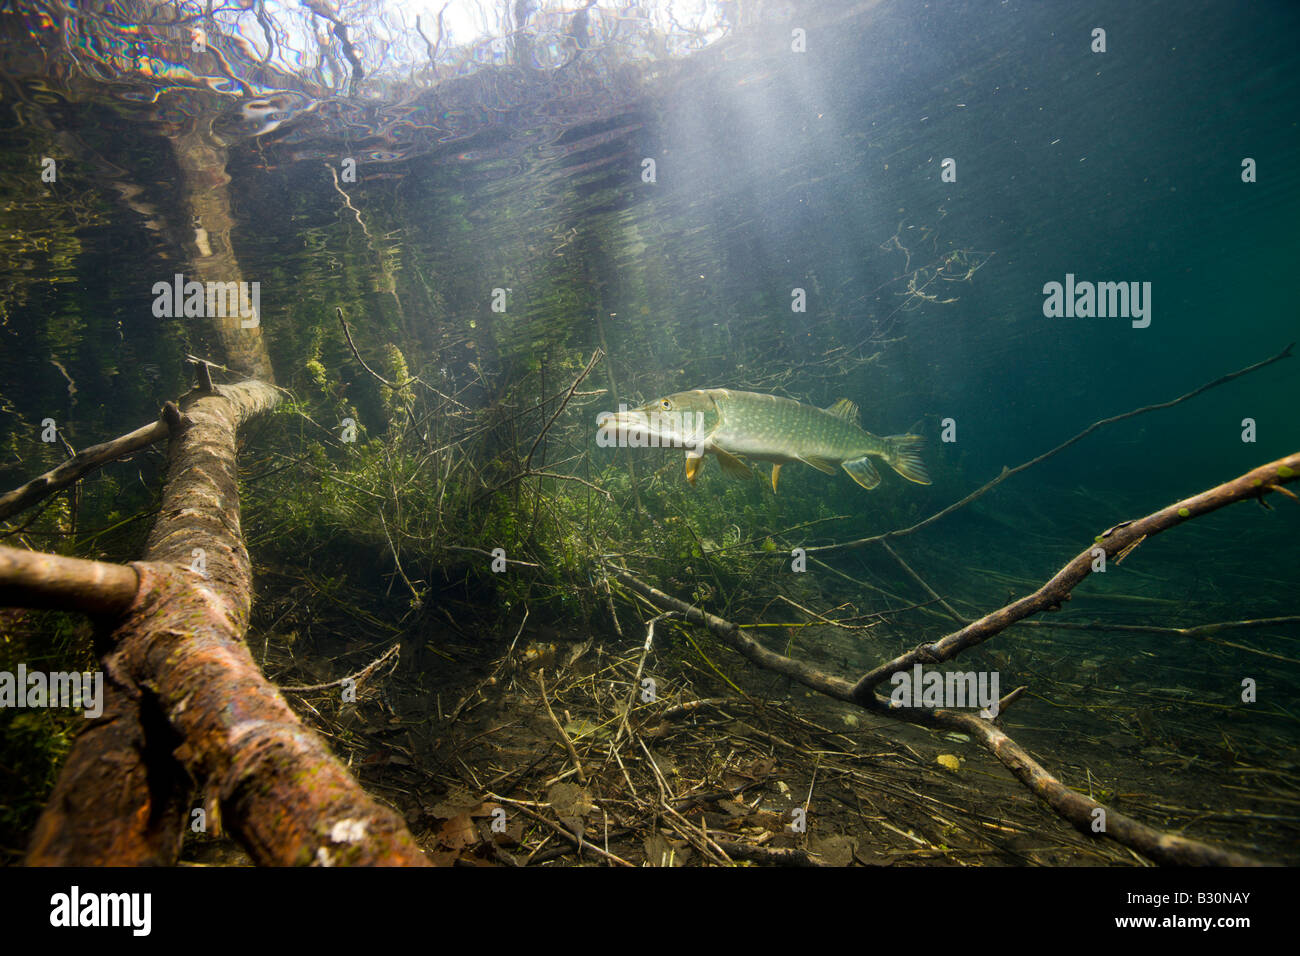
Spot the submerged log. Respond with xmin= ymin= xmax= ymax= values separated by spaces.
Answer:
xmin=6 ymin=380 xmax=428 ymax=866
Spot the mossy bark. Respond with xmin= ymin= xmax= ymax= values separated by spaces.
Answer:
xmin=26 ymin=381 xmax=429 ymax=865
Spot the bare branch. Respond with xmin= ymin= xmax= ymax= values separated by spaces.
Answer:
xmin=0 ymin=547 xmax=138 ymax=615
xmin=851 ymin=451 xmax=1300 ymax=697
xmin=0 ymin=417 xmax=170 ymax=522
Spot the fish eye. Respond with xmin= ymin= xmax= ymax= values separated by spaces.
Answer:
xmin=660 ymin=399 xmax=672 ymax=411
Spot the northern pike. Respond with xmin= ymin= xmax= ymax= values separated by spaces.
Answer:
xmin=596 ymin=388 xmax=930 ymax=491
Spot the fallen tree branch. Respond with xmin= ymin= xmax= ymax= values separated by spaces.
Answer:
xmin=15 ymin=380 xmax=428 ymax=866
xmin=603 ymin=452 xmax=1298 ymax=866
xmin=337 ymin=307 xmax=416 ymax=390
xmin=0 ymin=415 xmax=170 ymax=522
xmin=609 ymin=566 xmax=1262 ymax=866
xmin=880 ymin=540 xmax=964 ymax=623
xmin=615 ymin=611 xmax=679 ymax=743
xmin=488 ymin=793 xmax=633 ymax=867
xmin=852 ymin=452 xmax=1299 ymax=698
xmin=1015 ymin=616 xmax=1300 ymax=664
xmin=0 ymin=547 xmax=138 ymax=615
xmin=714 ymin=842 xmax=829 ymax=867
xmin=279 ymin=642 xmax=402 ymax=693
xmin=1018 ymin=614 xmax=1300 ymax=638
xmin=538 ymin=668 xmax=587 ymax=785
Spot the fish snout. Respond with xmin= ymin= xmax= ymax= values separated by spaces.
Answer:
xmin=596 ymin=408 xmax=652 ymax=446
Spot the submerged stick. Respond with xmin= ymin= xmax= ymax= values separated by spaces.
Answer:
xmin=806 ymin=341 xmax=1293 ymax=556
xmin=279 ymin=641 xmax=401 ymax=693
xmin=852 ymin=451 xmax=1299 ymax=698
xmin=1020 ymin=614 xmax=1300 ymax=639
xmin=538 ymin=668 xmax=587 ymax=785
xmin=337 ymin=307 xmax=416 ymax=390
xmin=0 ymin=546 xmax=138 ymax=615
xmin=880 ymin=540 xmax=964 ymax=624
xmin=0 ymin=416 xmax=170 ymax=522
xmin=615 ymin=611 xmax=679 ymax=743
xmin=523 ymin=348 xmax=602 ymax=472
xmin=604 ymin=452 xmax=1298 ymax=865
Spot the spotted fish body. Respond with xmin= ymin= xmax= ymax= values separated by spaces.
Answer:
xmin=596 ymin=387 xmax=930 ymax=491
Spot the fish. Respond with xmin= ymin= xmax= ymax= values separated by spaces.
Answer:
xmin=595 ymin=388 xmax=930 ymax=491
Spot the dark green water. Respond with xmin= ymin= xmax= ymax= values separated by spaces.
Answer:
xmin=0 ymin=0 xmax=1296 ymax=864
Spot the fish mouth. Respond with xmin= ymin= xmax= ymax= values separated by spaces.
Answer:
xmin=594 ymin=409 xmax=641 ymax=443
xmin=596 ymin=407 xmax=704 ymax=449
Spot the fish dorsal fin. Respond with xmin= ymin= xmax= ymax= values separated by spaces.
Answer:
xmin=825 ymin=398 xmax=860 ymax=424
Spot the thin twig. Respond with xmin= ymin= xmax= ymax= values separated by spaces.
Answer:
xmin=0 ymin=417 xmax=171 ymax=522
xmin=279 ymin=642 xmax=401 ymax=693
xmin=804 ymin=341 xmax=1294 ymax=555
xmin=489 ymin=793 xmax=632 ymax=867
xmin=336 ymin=307 xmax=416 ymax=390
xmin=523 ymin=348 xmax=603 ymax=473
xmin=538 ymin=668 xmax=587 ymax=784
xmin=880 ymin=540 xmax=965 ymax=623
xmin=615 ymin=611 xmax=679 ymax=743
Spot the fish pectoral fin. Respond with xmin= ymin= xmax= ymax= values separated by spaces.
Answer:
xmin=714 ymin=447 xmax=753 ymax=480
xmin=685 ymin=455 xmax=704 ymax=485
xmin=770 ymin=463 xmax=782 ymax=493
xmin=799 ymin=454 xmax=839 ymax=475
xmin=842 ymin=455 xmax=882 ymax=490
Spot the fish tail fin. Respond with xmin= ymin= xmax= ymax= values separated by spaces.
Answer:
xmin=882 ymin=434 xmax=931 ymax=485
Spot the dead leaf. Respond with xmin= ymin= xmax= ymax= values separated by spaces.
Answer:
xmin=643 ymin=833 xmax=691 ymax=867
xmin=427 ymin=787 xmax=482 ymax=819
xmin=547 ymin=782 xmax=593 ymax=818
xmin=436 ymin=814 xmax=477 ymax=850
xmin=811 ymin=834 xmax=857 ymax=867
